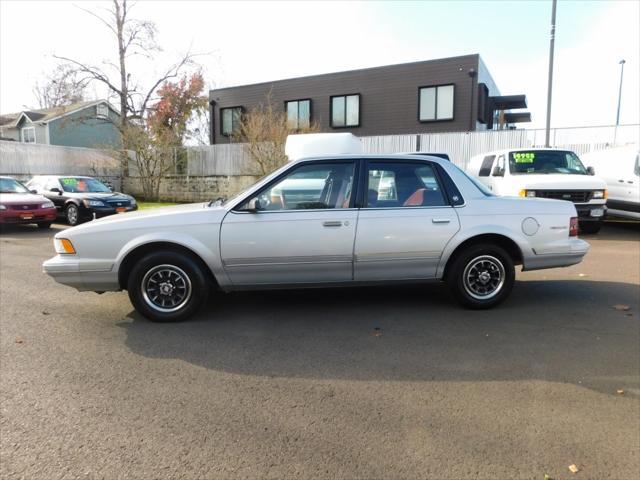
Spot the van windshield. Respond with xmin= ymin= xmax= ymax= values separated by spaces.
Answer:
xmin=509 ymin=150 xmax=588 ymax=175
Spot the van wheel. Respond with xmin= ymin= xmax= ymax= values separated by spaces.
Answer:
xmin=579 ymin=221 xmax=602 ymax=234
xmin=127 ymin=251 xmax=208 ymax=322
xmin=447 ymin=244 xmax=515 ymax=309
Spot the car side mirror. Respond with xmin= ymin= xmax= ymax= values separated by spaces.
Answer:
xmin=492 ymin=166 xmax=505 ymax=177
xmin=50 ymin=187 xmax=62 ymax=195
xmin=245 ymin=198 xmax=263 ymax=212
xmin=587 ymin=166 xmax=595 ymax=175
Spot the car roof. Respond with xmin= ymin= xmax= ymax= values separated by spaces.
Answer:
xmin=293 ymin=153 xmax=450 ymax=166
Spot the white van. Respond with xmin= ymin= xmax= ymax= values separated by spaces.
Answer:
xmin=581 ymin=145 xmax=639 ymax=220
xmin=467 ymin=148 xmax=608 ymax=233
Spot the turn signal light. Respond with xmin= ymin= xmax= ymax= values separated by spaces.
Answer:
xmin=54 ymin=238 xmax=76 ymax=254
xmin=569 ymin=217 xmax=579 ymax=237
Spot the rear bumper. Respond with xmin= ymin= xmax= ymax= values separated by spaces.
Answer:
xmin=42 ymin=255 xmax=120 ymax=291
xmin=524 ymin=238 xmax=590 ymax=271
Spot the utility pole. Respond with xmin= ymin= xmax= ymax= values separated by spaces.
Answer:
xmin=544 ymin=0 xmax=557 ymax=147
xmin=613 ymin=59 xmax=625 ymax=145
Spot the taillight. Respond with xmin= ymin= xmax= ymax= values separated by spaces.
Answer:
xmin=569 ymin=217 xmax=578 ymax=237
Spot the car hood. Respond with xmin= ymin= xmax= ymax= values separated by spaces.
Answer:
xmin=63 ymin=191 xmax=132 ymax=201
xmin=511 ymin=174 xmax=606 ymax=190
xmin=0 ymin=192 xmax=49 ymax=204
xmin=60 ymin=202 xmax=227 ymax=236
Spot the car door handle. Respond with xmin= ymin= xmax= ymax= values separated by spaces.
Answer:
xmin=618 ymin=179 xmax=625 ymax=183
xmin=322 ymin=221 xmax=342 ymax=227
xmin=432 ymin=218 xmax=451 ymax=224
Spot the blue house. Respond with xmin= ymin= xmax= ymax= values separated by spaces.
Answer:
xmin=0 ymin=100 xmax=122 ymax=149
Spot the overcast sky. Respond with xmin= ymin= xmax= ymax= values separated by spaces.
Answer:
xmin=1 ymin=0 xmax=638 ymax=129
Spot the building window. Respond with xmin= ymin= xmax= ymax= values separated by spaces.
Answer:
xmin=285 ymin=99 xmax=311 ymax=130
xmin=221 ymin=107 xmax=243 ymax=136
xmin=21 ymin=126 xmax=35 ymax=143
xmin=96 ymin=103 xmax=109 ymax=118
xmin=419 ymin=84 xmax=454 ymax=122
xmin=331 ymin=94 xmax=360 ymax=128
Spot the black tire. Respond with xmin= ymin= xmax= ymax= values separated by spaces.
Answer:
xmin=127 ymin=251 xmax=209 ymax=322
xmin=37 ymin=222 xmax=52 ymax=229
xmin=446 ymin=243 xmax=515 ymax=309
xmin=579 ymin=221 xmax=602 ymax=234
xmin=65 ymin=203 xmax=81 ymax=226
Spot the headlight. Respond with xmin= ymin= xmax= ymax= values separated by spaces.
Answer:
xmin=519 ymin=189 xmax=536 ymax=197
xmin=83 ymin=200 xmax=105 ymax=207
xmin=0 ymin=204 xmax=6 ymax=210
xmin=592 ymin=190 xmax=605 ymax=199
xmin=129 ymin=196 xmax=137 ymax=205
xmin=54 ymin=238 xmax=76 ymax=254
xmin=41 ymin=201 xmax=54 ymax=209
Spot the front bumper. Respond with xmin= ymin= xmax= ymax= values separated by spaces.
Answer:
xmin=524 ymin=238 xmax=590 ymax=271
xmin=575 ymin=203 xmax=606 ymax=222
xmin=0 ymin=208 xmax=57 ymax=224
xmin=80 ymin=204 xmax=138 ymax=219
xmin=42 ymin=255 xmax=120 ymax=292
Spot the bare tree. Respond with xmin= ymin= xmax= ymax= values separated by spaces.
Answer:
xmin=54 ymin=0 xmax=200 ymax=137
xmin=236 ymin=91 xmax=319 ymax=175
xmin=33 ymin=63 xmax=89 ymax=109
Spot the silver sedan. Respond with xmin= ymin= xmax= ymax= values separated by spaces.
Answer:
xmin=44 ymin=155 xmax=589 ymax=322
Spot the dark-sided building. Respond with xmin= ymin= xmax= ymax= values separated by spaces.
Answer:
xmin=208 ymin=54 xmax=530 ymax=144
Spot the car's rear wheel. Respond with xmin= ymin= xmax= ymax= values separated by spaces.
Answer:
xmin=447 ymin=244 xmax=515 ymax=309
xmin=127 ymin=251 xmax=208 ymax=322
xmin=37 ymin=222 xmax=52 ymax=229
xmin=65 ymin=204 xmax=80 ymax=226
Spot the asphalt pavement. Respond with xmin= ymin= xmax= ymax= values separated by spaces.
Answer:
xmin=1 ymin=222 xmax=639 ymax=479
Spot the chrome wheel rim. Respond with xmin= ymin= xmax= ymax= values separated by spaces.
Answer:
xmin=141 ymin=264 xmax=192 ymax=313
xmin=463 ymin=255 xmax=505 ymax=300
xmin=67 ymin=205 xmax=78 ymax=224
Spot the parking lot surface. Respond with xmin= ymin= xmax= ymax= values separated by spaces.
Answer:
xmin=1 ymin=222 xmax=639 ymax=479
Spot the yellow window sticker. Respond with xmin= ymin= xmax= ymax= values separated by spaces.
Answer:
xmin=514 ymin=152 xmax=535 ymax=163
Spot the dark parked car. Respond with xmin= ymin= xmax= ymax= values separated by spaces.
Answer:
xmin=0 ymin=176 xmax=57 ymax=228
xmin=27 ymin=175 xmax=137 ymax=226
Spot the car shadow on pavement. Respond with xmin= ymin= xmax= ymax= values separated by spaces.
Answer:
xmin=119 ymin=279 xmax=640 ymax=396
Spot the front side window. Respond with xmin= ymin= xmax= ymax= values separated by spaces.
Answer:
xmin=21 ymin=127 xmax=35 ymax=143
xmin=331 ymin=94 xmax=360 ymax=128
xmin=221 ymin=107 xmax=243 ymax=136
xmin=60 ymin=177 xmax=111 ymax=193
xmin=286 ymin=99 xmax=311 ymax=130
xmin=241 ymin=162 xmax=355 ymax=211
xmin=478 ymin=155 xmax=496 ymax=177
xmin=419 ymin=84 xmax=454 ymax=122
xmin=366 ymin=162 xmax=447 ymax=208
xmin=509 ymin=150 xmax=588 ymax=175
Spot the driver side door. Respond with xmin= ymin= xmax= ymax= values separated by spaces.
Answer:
xmin=220 ymin=160 xmax=359 ymax=286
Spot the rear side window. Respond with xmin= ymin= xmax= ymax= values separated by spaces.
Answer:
xmin=366 ymin=162 xmax=447 ymax=208
xmin=478 ymin=155 xmax=495 ymax=177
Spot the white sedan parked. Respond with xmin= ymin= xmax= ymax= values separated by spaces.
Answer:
xmin=43 ymin=155 xmax=589 ymax=322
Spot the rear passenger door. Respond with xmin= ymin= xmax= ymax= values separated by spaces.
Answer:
xmin=353 ymin=160 xmax=460 ymax=281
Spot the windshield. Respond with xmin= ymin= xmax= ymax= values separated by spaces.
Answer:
xmin=509 ymin=150 xmax=588 ymax=175
xmin=60 ymin=177 xmax=111 ymax=193
xmin=0 ymin=177 xmax=30 ymax=194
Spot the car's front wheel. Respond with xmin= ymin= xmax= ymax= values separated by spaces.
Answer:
xmin=127 ymin=251 xmax=209 ymax=322
xmin=65 ymin=204 xmax=81 ymax=226
xmin=447 ymin=244 xmax=515 ymax=309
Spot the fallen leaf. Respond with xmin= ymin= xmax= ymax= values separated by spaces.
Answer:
xmin=42 ymin=310 xmax=50 ymax=315
xmin=372 ymin=327 xmax=382 ymax=337
xmin=569 ymin=464 xmax=579 ymax=474
xmin=613 ymin=304 xmax=630 ymax=311
xmin=15 ymin=338 xmax=24 ymax=344
xmin=617 ymin=389 xmax=624 ymax=395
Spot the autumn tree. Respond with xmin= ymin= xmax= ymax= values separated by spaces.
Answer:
xmin=33 ymin=63 xmax=89 ymax=109
xmin=237 ymin=91 xmax=319 ymax=176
